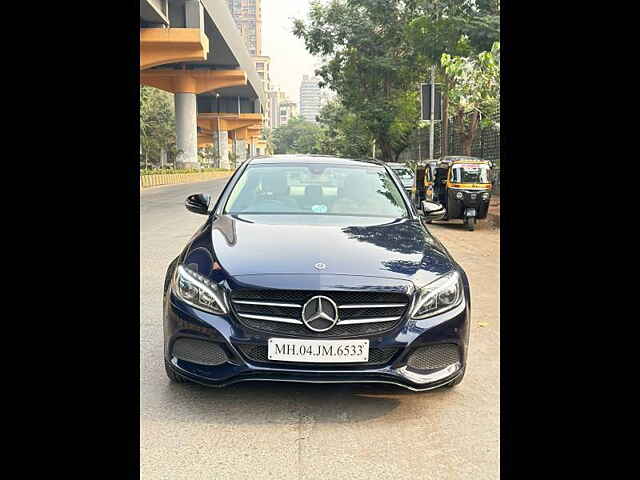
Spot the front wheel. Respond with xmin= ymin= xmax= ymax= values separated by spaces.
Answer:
xmin=464 ymin=216 xmax=475 ymax=231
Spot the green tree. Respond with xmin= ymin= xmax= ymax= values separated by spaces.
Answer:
xmin=272 ymin=117 xmax=323 ymax=154
xmin=198 ymin=145 xmax=219 ymax=168
xmin=441 ymin=41 xmax=500 ymax=155
xmin=262 ymin=127 xmax=275 ymax=155
xmin=316 ymin=100 xmax=373 ymax=158
xmin=293 ymin=0 xmax=422 ymax=161
xmin=406 ymin=0 xmax=500 ymax=157
xmin=140 ymin=86 xmax=178 ymax=167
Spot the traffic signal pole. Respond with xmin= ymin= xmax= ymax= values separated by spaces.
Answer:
xmin=429 ymin=65 xmax=435 ymax=161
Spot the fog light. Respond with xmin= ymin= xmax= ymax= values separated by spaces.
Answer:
xmin=455 ymin=192 xmax=463 ymax=199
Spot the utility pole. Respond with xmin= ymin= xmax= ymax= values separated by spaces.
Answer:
xmin=429 ymin=65 xmax=435 ymax=161
xmin=372 ymin=138 xmax=376 ymax=159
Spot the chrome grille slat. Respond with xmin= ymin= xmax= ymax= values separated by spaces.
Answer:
xmin=230 ymin=289 xmax=410 ymax=337
xmin=233 ymin=300 xmax=302 ymax=308
xmin=237 ymin=313 xmax=304 ymax=325
xmin=339 ymin=303 xmax=407 ymax=309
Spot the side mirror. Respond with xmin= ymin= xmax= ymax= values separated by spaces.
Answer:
xmin=420 ymin=200 xmax=446 ymax=221
xmin=185 ymin=193 xmax=211 ymax=215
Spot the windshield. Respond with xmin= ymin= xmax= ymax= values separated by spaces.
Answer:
xmin=224 ymin=164 xmax=409 ymax=218
xmin=450 ymin=164 xmax=491 ymax=184
xmin=392 ymin=168 xmax=414 ymax=179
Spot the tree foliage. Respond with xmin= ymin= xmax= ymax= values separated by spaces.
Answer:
xmin=441 ymin=40 xmax=500 ymax=154
xmin=293 ymin=0 xmax=422 ymax=161
xmin=315 ymin=101 xmax=372 ymax=158
xmin=405 ymin=0 xmax=500 ymax=157
xmin=139 ymin=86 xmax=178 ymax=167
xmin=271 ymin=117 xmax=324 ymax=154
xmin=261 ymin=127 xmax=276 ymax=155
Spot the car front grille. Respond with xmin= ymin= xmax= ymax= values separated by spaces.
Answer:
xmin=406 ymin=344 xmax=460 ymax=371
xmin=230 ymin=289 xmax=410 ymax=338
xmin=236 ymin=343 xmax=400 ymax=365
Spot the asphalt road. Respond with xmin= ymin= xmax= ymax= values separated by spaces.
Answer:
xmin=140 ymin=178 xmax=500 ymax=480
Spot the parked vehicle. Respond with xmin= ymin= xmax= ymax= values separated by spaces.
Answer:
xmin=386 ymin=162 xmax=415 ymax=197
xmin=433 ymin=157 xmax=493 ymax=231
xmin=163 ymin=155 xmax=470 ymax=391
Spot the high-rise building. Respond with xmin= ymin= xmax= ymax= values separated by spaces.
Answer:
xmin=253 ymin=55 xmax=272 ymax=127
xmin=226 ymin=0 xmax=262 ymax=56
xmin=299 ymin=75 xmax=322 ymax=122
xmin=279 ymin=101 xmax=297 ymax=126
xmin=268 ymin=89 xmax=289 ymax=129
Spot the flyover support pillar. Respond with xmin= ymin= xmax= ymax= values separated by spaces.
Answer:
xmin=214 ymin=130 xmax=229 ymax=169
xmin=235 ymin=139 xmax=247 ymax=164
xmin=175 ymin=92 xmax=199 ymax=169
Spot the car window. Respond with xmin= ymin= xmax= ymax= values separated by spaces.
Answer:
xmin=392 ymin=168 xmax=413 ymax=179
xmin=450 ymin=165 xmax=490 ymax=184
xmin=224 ymin=164 xmax=408 ymax=218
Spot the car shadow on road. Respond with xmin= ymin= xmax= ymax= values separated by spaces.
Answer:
xmin=154 ymin=380 xmax=448 ymax=425
xmin=430 ymin=220 xmax=493 ymax=231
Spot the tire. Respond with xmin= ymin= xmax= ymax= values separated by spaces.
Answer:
xmin=165 ymin=359 xmax=190 ymax=384
xmin=465 ymin=216 xmax=475 ymax=231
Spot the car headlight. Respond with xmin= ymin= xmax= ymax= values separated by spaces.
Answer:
xmin=456 ymin=191 xmax=463 ymax=199
xmin=482 ymin=192 xmax=490 ymax=200
xmin=172 ymin=264 xmax=228 ymax=315
xmin=411 ymin=271 xmax=463 ymax=319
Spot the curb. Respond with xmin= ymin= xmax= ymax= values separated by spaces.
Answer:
xmin=140 ymin=171 xmax=233 ymax=190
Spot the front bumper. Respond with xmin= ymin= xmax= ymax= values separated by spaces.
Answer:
xmin=163 ymin=292 xmax=469 ymax=391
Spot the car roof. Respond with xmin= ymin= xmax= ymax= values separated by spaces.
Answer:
xmin=249 ymin=154 xmax=385 ymax=167
xmin=451 ymin=160 xmax=491 ymax=165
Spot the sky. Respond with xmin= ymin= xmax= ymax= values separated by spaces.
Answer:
xmin=261 ymin=0 xmax=324 ymax=104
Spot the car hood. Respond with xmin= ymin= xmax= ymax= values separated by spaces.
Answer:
xmin=203 ymin=214 xmax=454 ymax=284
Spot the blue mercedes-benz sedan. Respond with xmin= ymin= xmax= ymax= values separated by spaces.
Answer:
xmin=163 ymin=155 xmax=470 ymax=391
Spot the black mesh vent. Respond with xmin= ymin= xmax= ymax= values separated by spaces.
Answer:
xmin=172 ymin=338 xmax=228 ymax=366
xmin=406 ymin=344 xmax=459 ymax=371
xmin=231 ymin=290 xmax=409 ymax=304
xmin=236 ymin=343 xmax=400 ymax=365
xmin=239 ymin=317 xmax=399 ymax=338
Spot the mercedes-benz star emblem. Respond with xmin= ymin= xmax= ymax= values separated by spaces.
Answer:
xmin=314 ymin=262 xmax=327 ymax=270
xmin=301 ymin=296 xmax=339 ymax=332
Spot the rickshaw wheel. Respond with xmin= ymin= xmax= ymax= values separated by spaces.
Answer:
xmin=465 ymin=216 xmax=475 ymax=231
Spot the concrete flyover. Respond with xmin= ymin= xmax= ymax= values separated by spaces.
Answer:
xmin=140 ymin=0 xmax=266 ymax=169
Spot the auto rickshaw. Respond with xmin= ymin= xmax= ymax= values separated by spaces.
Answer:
xmin=432 ymin=157 xmax=493 ymax=231
xmin=411 ymin=163 xmax=435 ymax=212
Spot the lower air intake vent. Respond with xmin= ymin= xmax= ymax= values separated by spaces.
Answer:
xmin=172 ymin=338 xmax=228 ymax=366
xmin=406 ymin=344 xmax=459 ymax=371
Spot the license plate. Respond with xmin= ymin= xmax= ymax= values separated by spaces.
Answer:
xmin=268 ymin=338 xmax=369 ymax=363
xmin=465 ymin=208 xmax=476 ymax=216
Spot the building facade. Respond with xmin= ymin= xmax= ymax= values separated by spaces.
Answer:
xmin=268 ymin=89 xmax=288 ymax=129
xmin=279 ymin=101 xmax=297 ymax=126
xmin=253 ymin=55 xmax=272 ymax=128
xmin=226 ymin=0 xmax=262 ymax=56
xmin=299 ymin=75 xmax=322 ymax=122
